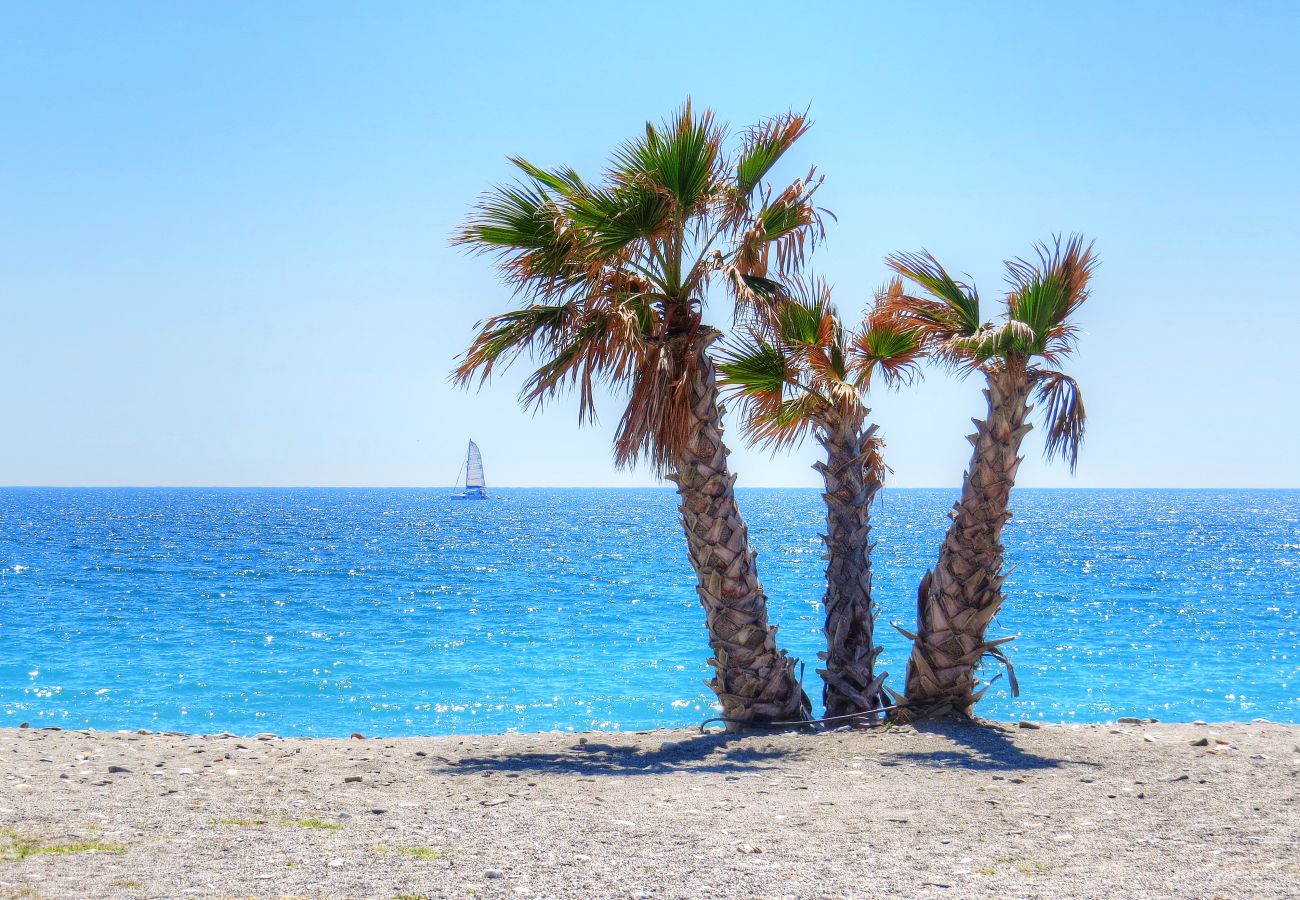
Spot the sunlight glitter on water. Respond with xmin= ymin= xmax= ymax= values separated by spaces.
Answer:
xmin=0 ymin=487 xmax=1297 ymax=736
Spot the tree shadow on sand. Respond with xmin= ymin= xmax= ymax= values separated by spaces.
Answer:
xmin=886 ymin=720 xmax=1102 ymax=772
xmin=431 ymin=733 xmax=806 ymax=778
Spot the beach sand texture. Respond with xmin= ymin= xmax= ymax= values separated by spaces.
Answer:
xmin=1 ymin=721 xmax=1297 ymax=899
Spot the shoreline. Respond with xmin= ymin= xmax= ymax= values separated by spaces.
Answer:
xmin=2 ymin=720 xmax=1297 ymax=898
xmin=4 ymin=715 xmax=1291 ymax=742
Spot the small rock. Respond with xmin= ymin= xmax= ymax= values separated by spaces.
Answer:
xmin=1117 ymin=717 xmax=1141 ymax=725
xmin=1190 ymin=737 xmax=1209 ymax=746
xmin=1143 ymin=735 xmax=1156 ymax=743
xmin=485 ymin=869 xmax=505 ymax=880
xmin=327 ymin=858 xmax=344 ymax=868
xmin=344 ymin=775 xmax=363 ymax=784
xmin=1193 ymin=720 xmax=1208 ymax=726
xmin=178 ymin=767 xmax=195 ymax=775
xmin=255 ymin=732 xmax=277 ymax=741
xmin=1079 ymin=776 xmax=1095 ymax=783
xmin=108 ymin=765 xmax=132 ymax=774
xmin=370 ymin=808 xmax=386 ymax=815
xmin=137 ymin=729 xmax=152 ymax=735
xmin=659 ymin=741 xmax=681 ymax=753
xmin=735 ymin=843 xmax=761 ymax=854
xmin=19 ymin=722 xmax=28 ymax=729
xmin=350 ymin=732 xmax=366 ymax=740
xmin=610 ymin=818 xmax=636 ymax=827
xmin=481 ymin=798 xmax=510 ymax=806
xmin=1017 ymin=721 xmax=1041 ymax=730
xmin=578 ymin=737 xmax=588 ymax=745
xmin=415 ymin=751 xmax=427 ymax=757
xmin=1168 ymin=774 xmax=1189 ymax=782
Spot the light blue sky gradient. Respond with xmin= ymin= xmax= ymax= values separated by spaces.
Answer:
xmin=3 ymin=2 xmax=1298 ymax=487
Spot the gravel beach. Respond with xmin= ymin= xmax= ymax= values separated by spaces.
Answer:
xmin=1 ymin=720 xmax=1297 ymax=899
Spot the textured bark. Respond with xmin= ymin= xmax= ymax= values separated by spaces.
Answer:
xmin=902 ymin=367 xmax=1033 ymax=719
xmin=814 ymin=414 xmax=886 ymax=719
xmin=669 ymin=344 xmax=811 ymax=729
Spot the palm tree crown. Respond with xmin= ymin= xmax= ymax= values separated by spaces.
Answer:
xmin=718 ymin=276 xmax=923 ymax=451
xmin=453 ymin=101 xmax=828 ymax=471
xmin=885 ymin=234 xmax=1097 ymax=469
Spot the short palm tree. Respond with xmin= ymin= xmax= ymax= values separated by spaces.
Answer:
xmin=452 ymin=102 xmax=830 ymax=727
xmin=718 ymin=277 xmax=923 ymax=718
xmin=886 ymin=235 xmax=1097 ymax=718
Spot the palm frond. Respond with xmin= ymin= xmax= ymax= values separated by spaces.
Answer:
xmin=611 ymin=99 xmax=724 ymax=215
xmin=735 ymin=110 xmax=811 ymax=197
xmin=717 ymin=340 xmax=790 ymax=399
xmin=508 ymin=156 xmax=587 ymax=197
xmin=567 ymin=183 xmax=673 ymax=257
xmin=740 ymin=392 xmax=824 ymax=452
xmin=742 ymin=168 xmax=829 ymax=276
xmin=1033 ymin=369 xmax=1087 ymax=472
xmin=452 ymin=303 xmax=575 ymax=387
xmin=851 ymin=308 xmax=925 ymax=388
xmin=885 ymin=250 xmax=983 ymax=341
xmin=452 ymin=180 xmax=590 ymax=297
xmin=1004 ymin=234 xmax=1097 ymax=363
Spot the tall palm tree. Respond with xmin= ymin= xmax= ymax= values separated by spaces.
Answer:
xmin=718 ymin=277 xmax=923 ymax=718
xmin=885 ymin=235 xmax=1097 ymax=719
xmin=452 ymin=102 xmax=829 ymax=727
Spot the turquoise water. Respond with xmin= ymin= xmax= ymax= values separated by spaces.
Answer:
xmin=0 ymin=488 xmax=1296 ymax=736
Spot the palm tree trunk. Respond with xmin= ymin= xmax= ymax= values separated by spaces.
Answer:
xmin=902 ymin=366 xmax=1033 ymax=718
xmin=670 ymin=344 xmax=811 ymax=729
xmin=814 ymin=416 xmax=886 ymax=718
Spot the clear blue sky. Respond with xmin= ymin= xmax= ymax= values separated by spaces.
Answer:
xmin=3 ymin=1 xmax=1297 ymax=488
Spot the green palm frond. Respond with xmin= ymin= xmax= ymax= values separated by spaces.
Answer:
xmin=718 ymin=340 xmax=791 ymax=399
xmin=1004 ymin=234 xmax=1097 ymax=363
xmin=851 ymin=314 xmax=924 ymax=387
xmin=735 ymin=111 xmax=811 ymax=197
xmin=453 ymin=180 xmax=590 ymax=296
xmin=885 ymin=250 xmax=983 ymax=342
xmin=1032 ymin=369 xmax=1087 ymax=472
xmin=567 ymin=183 xmax=673 ymax=258
xmin=508 ymin=156 xmax=587 ymax=197
xmin=611 ymin=99 xmax=723 ymax=214
xmin=743 ymin=169 xmax=829 ymax=276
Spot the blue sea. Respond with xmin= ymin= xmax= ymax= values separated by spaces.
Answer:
xmin=1 ymin=488 xmax=1297 ymax=736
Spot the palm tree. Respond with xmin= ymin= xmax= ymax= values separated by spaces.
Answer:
xmin=885 ymin=235 xmax=1097 ymax=719
xmin=452 ymin=102 xmax=830 ymax=727
xmin=718 ymin=277 xmax=923 ymax=718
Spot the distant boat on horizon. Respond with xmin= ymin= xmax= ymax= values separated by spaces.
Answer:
xmin=451 ymin=439 xmax=488 ymax=499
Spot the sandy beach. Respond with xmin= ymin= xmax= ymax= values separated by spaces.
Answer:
xmin=0 ymin=720 xmax=1296 ymax=899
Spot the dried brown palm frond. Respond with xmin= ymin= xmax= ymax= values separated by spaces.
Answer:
xmin=1032 ymin=368 xmax=1087 ymax=472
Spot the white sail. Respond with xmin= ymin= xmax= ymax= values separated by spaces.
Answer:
xmin=465 ymin=440 xmax=486 ymax=489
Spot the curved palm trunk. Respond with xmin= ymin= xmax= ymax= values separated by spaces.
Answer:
xmin=902 ymin=367 xmax=1033 ymax=718
xmin=670 ymin=344 xmax=811 ymax=729
xmin=814 ymin=416 xmax=886 ymax=718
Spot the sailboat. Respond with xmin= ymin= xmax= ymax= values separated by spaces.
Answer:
xmin=451 ymin=439 xmax=489 ymax=499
